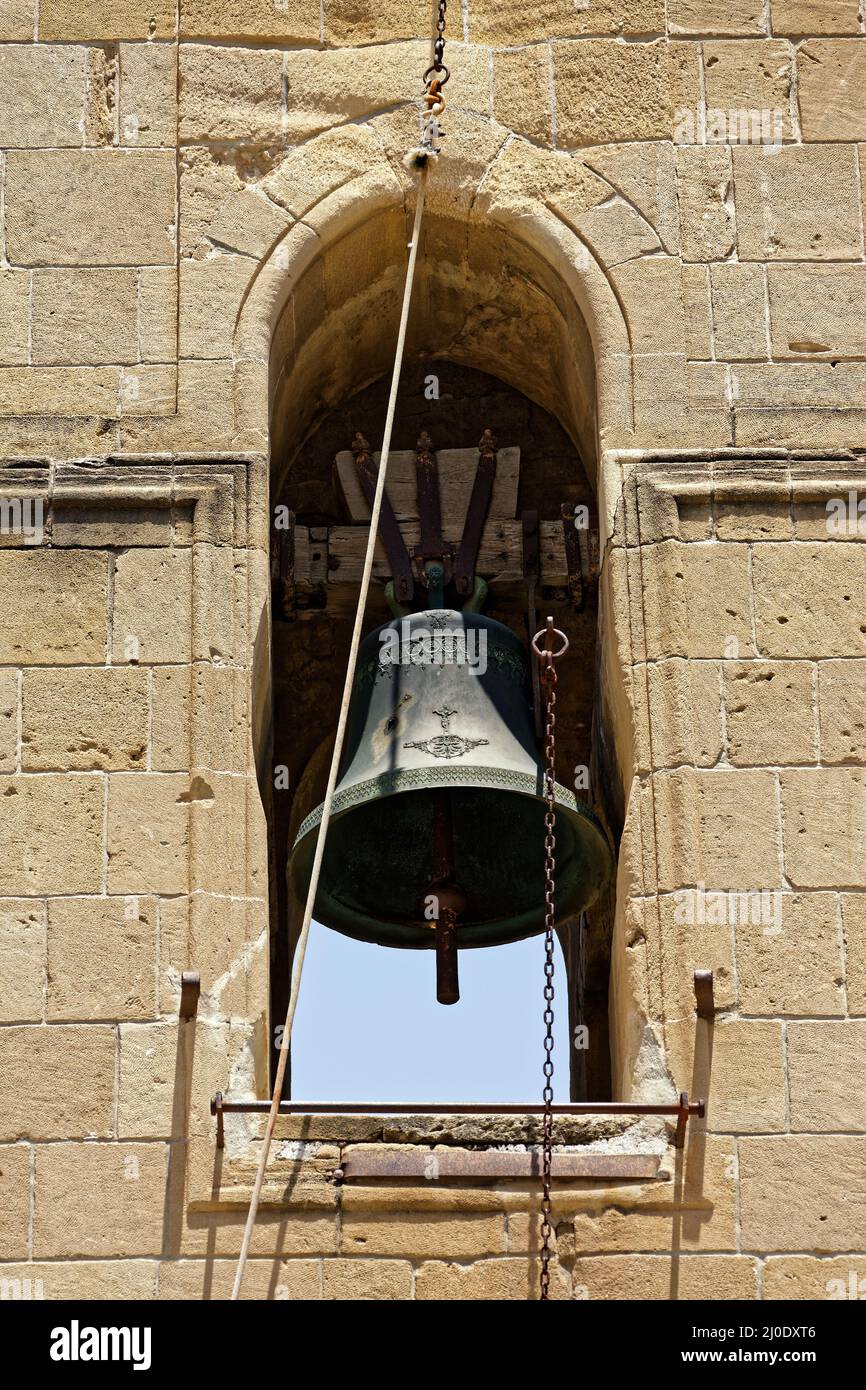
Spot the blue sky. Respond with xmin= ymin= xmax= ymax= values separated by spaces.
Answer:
xmin=291 ymin=924 xmax=571 ymax=1103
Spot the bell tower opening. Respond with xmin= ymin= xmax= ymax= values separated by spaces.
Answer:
xmin=270 ymin=358 xmax=614 ymax=1101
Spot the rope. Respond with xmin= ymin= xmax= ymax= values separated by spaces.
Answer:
xmin=230 ymin=165 xmax=430 ymax=1301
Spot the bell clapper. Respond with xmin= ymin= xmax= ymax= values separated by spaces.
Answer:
xmin=429 ymin=788 xmax=467 ymax=1005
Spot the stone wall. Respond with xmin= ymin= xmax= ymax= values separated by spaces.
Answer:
xmin=1 ymin=0 xmax=865 ymax=1300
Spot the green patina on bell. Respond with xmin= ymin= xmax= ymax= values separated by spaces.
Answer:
xmin=289 ymin=609 xmax=612 ymax=953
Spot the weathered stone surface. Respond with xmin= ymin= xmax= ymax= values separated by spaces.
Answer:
xmin=31 ymin=269 xmax=139 ymax=368
xmin=734 ymin=146 xmax=862 ymax=261
xmin=5 ymin=152 xmax=176 ymax=266
xmin=740 ymin=1137 xmax=866 ymax=1249
xmin=753 ymin=542 xmax=866 ymax=657
xmin=158 ymin=1258 xmax=321 ymax=1299
xmin=638 ymin=658 xmax=722 ymax=769
xmin=0 ymin=1260 xmax=157 ymax=1299
xmin=611 ymin=259 xmax=685 ymax=354
xmin=666 ymin=1019 xmax=787 ymax=1132
xmin=788 ymin=1022 xmax=866 ymax=1130
xmin=768 ymin=264 xmax=866 ymax=356
xmin=0 ymin=1026 xmax=114 ymax=1139
xmin=0 ymin=366 xmax=121 ymax=416
xmin=711 ymin=264 xmax=768 ymax=359
xmin=417 ymin=1257 xmax=570 ymax=1300
xmin=819 ymin=660 xmax=866 ymax=763
xmin=737 ymin=892 xmax=845 ymax=1016
xmin=118 ymin=1019 xmax=247 ymax=1138
xmin=120 ymin=364 xmax=178 ymax=416
xmin=39 ymin=0 xmax=174 ymax=37
xmin=775 ymin=0 xmax=860 ymax=33
xmin=574 ymin=1254 xmax=757 ymax=1299
xmin=0 ymin=900 xmax=46 ymax=1023
xmin=0 ymin=271 xmax=30 ymax=367
xmin=321 ymin=1258 xmax=412 ymax=1300
xmin=0 ymin=45 xmax=86 ymax=147
xmin=179 ymin=255 xmax=251 ymax=360
xmin=781 ymin=769 xmax=866 ymax=888
xmin=676 ymin=147 xmax=734 ymax=261
xmin=554 ymin=40 xmax=689 ymax=147
xmin=798 ymin=40 xmax=866 ymax=140
xmin=493 ymin=46 xmax=551 ymax=145
xmin=23 ymin=668 xmax=148 ymax=771
xmin=725 ymin=660 xmax=815 ymax=765
xmin=33 ymin=1143 xmax=167 ymax=1257
xmin=107 ymin=773 xmax=190 ymax=894
xmin=669 ymin=0 xmax=763 ymax=33
xmin=139 ymin=266 xmax=177 ymax=362
xmin=179 ymin=45 xmax=283 ymax=142
xmin=152 ymin=665 xmax=247 ymax=772
xmin=47 ymin=897 xmax=156 ymax=1021
xmin=119 ymin=42 xmax=177 ymax=147
xmin=182 ymin=0 xmax=320 ymax=40
xmin=340 ymin=1212 xmax=504 ymax=1258
xmin=653 ymin=893 xmax=737 ymax=1019
xmin=585 ymin=142 xmax=680 ymax=253
xmin=112 ymin=548 xmax=192 ymax=665
xmin=638 ymin=540 xmax=752 ymax=660
xmin=842 ymin=894 xmax=866 ymax=1014
xmin=0 ymin=775 xmax=103 ymax=894
xmin=702 ymin=40 xmax=795 ymax=142
xmin=0 ymin=0 xmax=34 ymax=39
xmin=0 ymin=671 xmax=16 ymax=770
xmin=0 ymin=1145 xmax=32 ymax=1259
xmin=652 ymin=768 xmax=783 ymax=892
xmin=470 ymin=0 xmax=665 ymax=43
xmin=764 ymin=1255 xmax=866 ymax=1300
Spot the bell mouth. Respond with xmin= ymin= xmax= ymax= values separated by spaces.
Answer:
xmin=289 ymin=767 xmax=612 ymax=950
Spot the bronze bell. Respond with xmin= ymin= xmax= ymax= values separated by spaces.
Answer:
xmin=288 ymin=609 xmax=612 ymax=1002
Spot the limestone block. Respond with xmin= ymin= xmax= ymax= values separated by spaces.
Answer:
xmin=112 ymin=547 xmax=193 ymax=665
xmin=159 ymin=893 xmax=268 ymax=1020
xmin=0 ymin=0 xmax=34 ymax=39
xmin=676 ymin=146 xmax=734 ymax=261
xmin=264 ymin=125 xmax=390 ymax=220
xmin=702 ymin=40 xmax=795 ymax=142
xmin=653 ymin=893 xmax=737 ymax=1020
xmin=781 ymin=769 xmax=866 ymax=888
xmin=158 ymin=1259 xmax=321 ymax=1299
xmin=0 ymin=670 xmax=15 ymax=770
xmin=0 ymin=1025 xmax=115 ymax=1140
xmin=0 ymin=45 xmax=86 ymax=148
xmin=0 ymin=271 xmax=29 ymax=367
xmin=610 ymin=259 xmax=685 ymax=354
xmin=773 ymin=1 xmax=860 ymax=34
xmin=736 ymin=892 xmax=844 ymax=1015
xmin=139 ymin=266 xmax=177 ymax=363
xmin=203 ymin=187 xmax=290 ymax=260
xmin=842 ymin=894 xmax=866 ymax=1013
xmin=725 ymin=661 xmax=816 ymax=766
xmin=570 ymin=199 xmax=661 ymax=267
xmin=666 ymin=1019 xmax=787 ymax=1132
xmin=788 ymin=1022 xmax=866 ymax=1130
xmin=39 ymin=0 xmax=174 ymax=37
xmin=0 ymin=367 xmax=122 ymax=417
xmin=764 ymin=1256 xmax=866 ymax=1300
xmin=469 ymin=0 xmax=665 ymax=44
xmin=0 ymin=417 xmax=119 ymax=460
xmin=179 ymin=255 xmax=251 ymax=360
xmin=0 ymin=1261 xmax=157 ymax=1299
xmin=737 ymin=407 xmax=866 ymax=450
xmin=106 ymin=773 xmax=190 ymax=895
xmin=188 ymin=773 xmax=261 ymax=898
xmin=633 ymin=356 xmax=732 ymax=448
xmin=651 ymin=768 xmax=783 ymax=892
xmin=22 ymin=667 xmax=148 ymax=772
xmin=320 ymin=1259 xmax=413 ymax=1301
xmin=585 ymin=143 xmax=680 ymax=254
xmin=182 ymin=0 xmax=320 ymax=40
xmin=0 ymin=900 xmax=46 ymax=1023
xmin=152 ymin=664 xmax=247 ymax=772
xmin=638 ymin=539 xmax=752 ymax=660
xmin=574 ymin=1254 xmax=757 ymax=1299
xmin=669 ymin=0 xmax=763 ymax=33
xmin=118 ymin=1019 xmax=250 ymax=1138
xmin=711 ymin=264 xmax=768 ymax=360
xmin=819 ymin=660 xmax=866 ymax=763
xmin=554 ymin=39 xmax=691 ymax=147
xmin=682 ymin=264 xmax=713 ymax=359
xmin=30 ymin=270 xmax=139 ymax=368
xmin=0 ymin=558 xmax=97 ymax=665
xmin=493 ymin=46 xmax=551 ymax=145
xmin=798 ymin=41 xmax=866 ymax=140
xmin=120 ymin=364 xmax=178 ymax=416
xmin=637 ymin=658 xmax=723 ymax=770
xmin=340 ymin=1212 xmax=504 ymax=1258
xmin=119 ymin=359 xmax=237 ymax=453
xmin=179 ymin=45 xmax=283 ymax=143
xmin=0 ymin=775 xmax=103 ymax=894
xmin=740 ymin=1137 xmax=866 ymax=1249
xmin=768 ymin=265 xmax=866 ymax=356
xmin=734 ymin=365 xmax=866 ymax=415
xmin=752 ymin=542 xmax=866 ymax=657
xmin=0 ymin=1145 xmax=32 ymax=1259
xmin=47 ymin=897 xmax=157 ymax=1022
xmin=119 ymin=42 xmax=177 ymax=147
xmin=33 ymin=1143 xmax=167 ymax=1257
xmin=416 ymin=1257 xmax=570 ymax=1300
xmin=734 ymin=146 xmax=862 ymax=261
xmin=5 ymin=151 xmax=176 ymax=267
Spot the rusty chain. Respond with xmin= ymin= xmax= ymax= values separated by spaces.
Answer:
xmin=424 ymin=0 xmax=450 ymax=87
xmin=533 ymin=617 xmax=569 ymax=1301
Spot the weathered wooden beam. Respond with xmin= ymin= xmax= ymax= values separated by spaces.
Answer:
xmin=335 ymin=445 xmax=520 ymax=530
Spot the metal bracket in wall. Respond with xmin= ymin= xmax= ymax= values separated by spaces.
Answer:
xmin=209 ymin=1094 xmax=705 ymax=1152
xmin=179 ymin=971 xmax=201 ymax=1020
xmin=694 ymin=969 xmax=715 ymax=1021
xmin=560 ymin=502 xmax=585 ymax=610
